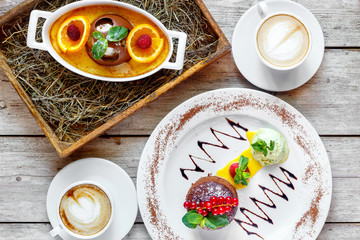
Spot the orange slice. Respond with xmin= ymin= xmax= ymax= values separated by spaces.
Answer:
xmin=57 ymin=15 xmax=90 ymax=53
xmin=126 ymin=24 xmax=165 ymax=63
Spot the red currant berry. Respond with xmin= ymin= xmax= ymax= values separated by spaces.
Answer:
xmin=225 ymin=196 xmax=232 ymax=204
xmin=197 ymin=208 xmax=203 ymax=215
xmin=225 ymin=206 xmax=232 ymax=213
xmin=217 ymin=196 xmax=225 ymax=205
xmin=218 ymin=206 xmax=226 ymax=215
xmin=212 ymin=207 xmax=219 ymax=216
xmin=210 ymin=196 xmax=217 ymax=206
xmin=183 ymin=201 xmax=190 ymax=209
xmin=190 ymin=202 xmax=197 ymax=209
xmin=232 ymin=198 xmax=239 ymax=207
xmin=202 ymin=209 xmax=208 ymax=217
xmin=205 ymin=201 xmax=212 ymax=211
xmin=200 ymin=201 xmax=206 ymax=208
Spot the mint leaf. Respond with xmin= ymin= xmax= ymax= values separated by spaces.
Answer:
xmin=269 ymin=140 xmax=275 ymax=151
xmin=200 ymin=218 xmax=205 ymax=228
xmin=252 ymin=139 xmax=268 ymax=156
xmin=206 ymin=213 xmax=229 ymax=228
xmin=182 ymin=210 xmax=203 ymax=229
xmin=186 ymin=211 xmax=203 ymax=224
xmin=240 ymin=175 xmax=248 ymax=186
xmin=242 ymin=172 xmax=250 ymax=179
xmin=106 ymin=26 xmax=128 ymax=42
xmin=92 ymin=40 xmax=108 ymax=60
xmin=239 ymin=155 xmax=249 ymax=171
xmin=234 ymin=174 xmax=241 ymax=184
xmin=204 ymin=217 xmax=217 ymax=229
xmin=93 ymin=31 xmax=105 ymax=41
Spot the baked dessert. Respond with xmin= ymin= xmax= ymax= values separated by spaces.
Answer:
xmin=182 ymin=176 xmax=238 ymax=230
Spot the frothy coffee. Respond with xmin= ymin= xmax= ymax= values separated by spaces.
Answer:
xmin=257 ymin=14 xmax=310 ymax=68
xmin=59 ymin=184 xmax=112 ymax=236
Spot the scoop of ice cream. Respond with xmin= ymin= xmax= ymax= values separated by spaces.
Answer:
xmin=250 ymin=128 xmax=289 ymax=166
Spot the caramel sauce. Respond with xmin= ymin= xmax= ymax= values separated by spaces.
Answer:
xmin=49 ymin=5 xmax=170 ymax=78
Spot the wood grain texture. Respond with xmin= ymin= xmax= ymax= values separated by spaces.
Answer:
xmin=0 ymin=136 xmax=359 ymax=222
xmin=1 ymin=50 xmax=359 ymax=136
xmin=0 ymin=223 xmax=359 ymax=240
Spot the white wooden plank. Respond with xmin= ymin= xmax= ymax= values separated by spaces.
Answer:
xmin=0 ymin=223 xmax=359 ymax=240
xmin=1 ymin=0 xmax=359 ymax=46
xmin=0 ymin=136 xmax=358 ymax=222
xmin=0 ymin=49 xmax=359 ymax=136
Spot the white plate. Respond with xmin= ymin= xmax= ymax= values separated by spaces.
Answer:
xmin=232 ymin=0 xmax=324 ymax=92
xmin=47 ymin=158 xmax=138 ymax=240
xmin=137 ymin=88 xmax=332 ymax=240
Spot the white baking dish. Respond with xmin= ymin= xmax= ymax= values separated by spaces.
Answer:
xmin=27 ymin=0 xmax=187 ymax=82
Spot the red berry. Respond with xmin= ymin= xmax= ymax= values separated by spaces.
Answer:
xmin=67 ymin=24 xmax=81 ymax=41
xmin=212 ymin=207 xmax=219 ymax=216
xmin=136 ymin=34 xmax=152 ymax=49
xmin=183 ymin=201 xmax=190 ymax=209
xmin=197 ymin=208 xmax=203 ymax=215
xmin=217 ymin=196 xmax=225 ymax=205
xmin=205 ymin=201 xmax=212 ymax=211
xmin=225 ymin=196 xmax=232 ymax=204
xmin=232 ymin=198 xmax=239 ymax=207
xmin=218 ymin=206 xmax=226 ymax=215
xmin=202 ymin=209 xmax=208 ymax=216
xmin=200 ymin=201 xmax=206 ymax=208
xmin=210 ymin=196 xmax=217 ymax=206
xmin=225 ymin=206 xmax=232 ymax=213
xmin=229 ymin=162 xmax=239 ymax=178
xmin=190 ymin=202 xmax=197 ymax=209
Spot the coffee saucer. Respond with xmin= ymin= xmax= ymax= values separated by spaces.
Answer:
xmin=232 ymin=0 xmax=324 ymax=92
xmin=46 ymin=158 xmax=138 ymax=240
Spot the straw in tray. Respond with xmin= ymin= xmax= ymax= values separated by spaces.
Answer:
xmin=0 ymin=0 xmax=218 ymax=142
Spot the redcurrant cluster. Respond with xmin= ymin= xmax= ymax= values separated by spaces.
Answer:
xmin=183 ymin=196 xmax=238 ymax=216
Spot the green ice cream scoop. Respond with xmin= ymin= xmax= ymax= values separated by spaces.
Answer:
xmin=250 ymin=128 xmax=290 ymax=166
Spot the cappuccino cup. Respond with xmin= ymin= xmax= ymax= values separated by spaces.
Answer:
xmin=50 ymin=181 xmax=113 ymax=239
xmin=255 ymin=2 xmax=311 ymax=71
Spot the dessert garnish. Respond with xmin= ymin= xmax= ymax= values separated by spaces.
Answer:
xmin=229 ymin=155 xmax=250 ymax=186
xmin=251 ymin=139 xmax=275 ymax=157
xmin=91 ymin=26 xmax=129 ymax=60
xmin=182 ymin=196 xmax=238 ymax=229
xmin=57 ymin=15 xmax=90 ymax=53
xmin=126 ymin=24 xmax=164 ymax=63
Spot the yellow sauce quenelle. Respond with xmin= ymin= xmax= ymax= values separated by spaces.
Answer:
xmin=216 ymin=131 xmax=263 ymax=189
xmin=50 ymin=5 xmax=170 ymax=78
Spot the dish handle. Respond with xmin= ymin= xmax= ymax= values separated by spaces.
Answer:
xmin=27 ymin=10 xmax=52 ymax=51
xmin=162 ymin=30 xmax=187 ymax=70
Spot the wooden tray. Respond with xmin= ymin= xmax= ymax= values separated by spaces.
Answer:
xmin=0 ymin=0 xmax=231 ymax=158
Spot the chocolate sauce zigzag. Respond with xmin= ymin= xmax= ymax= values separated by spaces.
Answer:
xmin=180 ymin=118 xmax=248 ymax=180
xmin=234 ymin=167 xmax=297 ymax=239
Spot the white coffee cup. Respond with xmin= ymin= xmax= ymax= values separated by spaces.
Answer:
xmin=254 ymin=1 xmax=312 ymax=71
xmin=50 ymin=181 xmax=114 ymax=239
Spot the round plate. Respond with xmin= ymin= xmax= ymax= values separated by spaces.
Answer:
xmin=137 ymin=88 xmax=331 ymax=239
xmin=47 ymin=158 xmax=138 ymax=240
xmin=232 ymin=0 xmax=324 ymax=92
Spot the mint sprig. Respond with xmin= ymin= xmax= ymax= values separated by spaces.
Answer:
xmin=91 ymin=26 xmax=129 ymax=60
xmin=233 ymin=155 xmax=250 ymax=186
xmin=182 ymin=210 xmax=229 ymax=229
xmin=251 ymin=139 xmax=275 ymax=157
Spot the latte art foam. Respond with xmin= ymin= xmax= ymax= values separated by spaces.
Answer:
xmin=59 ymin=184 xmax=111 ymax=236
xmin=257 ymin=14 xmax=310 ymax=68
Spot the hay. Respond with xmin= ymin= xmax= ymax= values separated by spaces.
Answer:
xmin=0 ymin=0 xmax=218 ymax=142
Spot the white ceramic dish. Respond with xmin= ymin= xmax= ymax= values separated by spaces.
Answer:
xmin=232 ymin=0 xmax=324 ymax=92
xmin=47 ymin=158 xmax=138 ymax=240
xmin=137 ymin=88 xmax=332 ymax=240
xmin=27 ymin=0 xmax=187 ymax=82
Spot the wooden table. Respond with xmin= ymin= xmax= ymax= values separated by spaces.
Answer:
xmin=0 ymin=0 xmax=359 ymax=239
